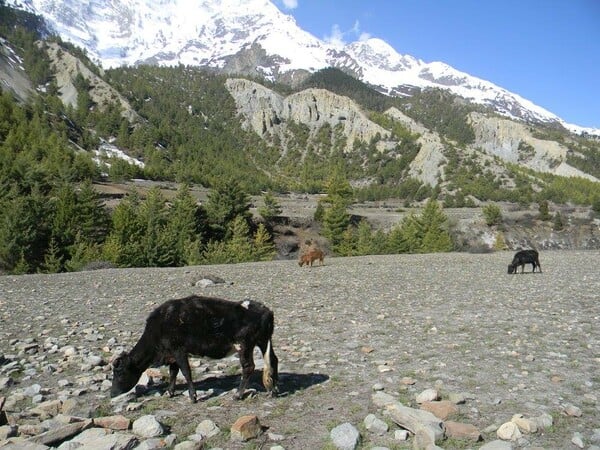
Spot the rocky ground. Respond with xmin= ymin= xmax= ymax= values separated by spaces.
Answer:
xmin=1 ymin=250 xmax=599 ymax=449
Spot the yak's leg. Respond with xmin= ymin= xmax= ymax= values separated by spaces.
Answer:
xmin=167 ymin=362 xmax=179 ymax=397
xmin=234 ymin=345 xmax=255 ymax=400
xmin=173 ymin=351 xmax=196 ymax=403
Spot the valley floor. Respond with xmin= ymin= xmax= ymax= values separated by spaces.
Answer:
xmin=1 ymin=250 xmax=599 ymax=449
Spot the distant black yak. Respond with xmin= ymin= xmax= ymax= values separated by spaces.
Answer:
xmin=111 ymin=295 xmax=278 ymax=403
xmin=508 ymin=249 xmax=542 ymax=274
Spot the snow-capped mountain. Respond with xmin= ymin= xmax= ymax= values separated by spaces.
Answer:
xmin=6 ymin=0 xmax=598 ymax=135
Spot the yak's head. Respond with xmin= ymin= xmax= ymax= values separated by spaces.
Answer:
xmin=507 ymin=264 xmax=516 ymax=274
xmin=110 ymin=353 xmax=140 ymax=397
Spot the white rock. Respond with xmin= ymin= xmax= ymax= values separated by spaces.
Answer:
xmin=363 ymin=414 xmax=388 ymax=435
xmin=132 ymin=415 xmax=164 ymax=438
xmin=572 ymin=432 xmax=585 ymax=449
xmin=195 ymin=419 xmax=220 ymax=438
xmin=497 ymin=421 xmax=522 ymax=441
xmin=330 ymin=422 xmax=360 ymax=450
xmin=415 ymin=388 xmax=439 ymax=404
xmin=394 ymin=429 xmax=409 ymax=441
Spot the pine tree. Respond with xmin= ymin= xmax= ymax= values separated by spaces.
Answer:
xmin=164 ymin=184 xmax=202 ymax=266
xmin=323 ymin=198 xmax=350 ymax=251
xmin=538 ymin=200 xmax=551 ymax=221
xmin=419 ymin=199 xmax=453 ymax=253
xmin=205 ymin=178 xmax=251 ymax=240
xmin=138 ymin=187 xmax=170 ymax=266
xmin=355 ymin=220 xmax=375 ymax=256
xmin=258 ymin=191 xmax=282 ymax=225
xmin=40 ymin=237 xmax=63 ymax=273
xmin=252 ymin=223 xmax=276 ymax=261
xmin=105 ymin=190 xmax=144 ymax=267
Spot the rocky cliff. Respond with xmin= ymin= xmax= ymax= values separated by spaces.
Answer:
xmin=225 ymin=78 xmax=396 ymax=155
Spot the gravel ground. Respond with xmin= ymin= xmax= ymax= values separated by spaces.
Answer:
xmin=1 ymin=250 xmax=599 ymax=449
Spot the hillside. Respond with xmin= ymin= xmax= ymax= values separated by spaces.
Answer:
xmin=1 ymin=5 xmax=600 ymax=278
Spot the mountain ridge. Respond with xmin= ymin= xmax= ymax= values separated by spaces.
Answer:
xmin=6 ymin=0 xmax=599 ymax=136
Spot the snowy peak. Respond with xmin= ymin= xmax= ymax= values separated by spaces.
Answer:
xmin=6 ymin=0 xmax=597 ymax=134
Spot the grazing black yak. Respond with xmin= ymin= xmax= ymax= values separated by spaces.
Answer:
xmin=110 ymin=295 xmax=278 ymax=403
xmin=508 ymin=249 xmax=542 ymax=274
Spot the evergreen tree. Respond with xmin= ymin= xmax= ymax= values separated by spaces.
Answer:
xmin=482 ymin=203 xmax=502 ymax=226
xmin=336 ymin=226 xmax=357 ymax=256
xmin=40 ymin=237 xmax=63 ymax=273
xmin=553 ymin=211 xmax=564 ymax=231
xmin=258 ymin=191 xmax=282 ymax=225
xmin=323 ymin=198 xmax=351 ymax=251
xmin=104 ymin=190 xmax=144 ymax=266
xmin=253 ymin=223 xmax=276 ymax=261
xmin=164 ymin=184 xmax=203 ymax=266
xmin=205 ymin=178 xmax=251 ymax=240
xmin=419 ymin=199 xmax=453 ymax=253
xmin=538 ymin=200 xmax=551 ymax=221
xmin=138 ymin=187 xmax=170 ymax=266
xmin=355 ymin=220 xmax=375 ymax=255
xmin=388 ymin=214 xmax=421 ymax=253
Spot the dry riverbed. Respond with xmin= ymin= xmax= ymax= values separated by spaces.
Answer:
xmin=1 ymin=251 xmax=599 ymax=449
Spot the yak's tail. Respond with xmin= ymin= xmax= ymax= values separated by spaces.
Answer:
xmin=261 ymin=339 xmax=279 ymax=394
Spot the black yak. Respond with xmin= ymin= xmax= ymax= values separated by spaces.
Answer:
xmin=110 ymin=295 xmax=278 ymax=403
xmin=508 ymin=249 xmax=542 ymax=274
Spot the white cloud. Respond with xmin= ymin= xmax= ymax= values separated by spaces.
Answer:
xmin=324 ymin=24 xmax=346 ymax=48
xmin=324 ymin=20 xmax=371 ymax=48
xmin=281 ymin=0 xmax=298 ymax=9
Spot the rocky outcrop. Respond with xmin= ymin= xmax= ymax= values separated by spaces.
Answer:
xmin=384 ymin=107 xmax=446 ymax=186
xmin=0 ymin=37 xmax=33 ymax=103
xmin=469 ymin=112 xmax=597 ymax=181
xmin=225 ymin=78 xmax=395 ymax=155
xmin=45 ymin=42 xmax=141 ymax=124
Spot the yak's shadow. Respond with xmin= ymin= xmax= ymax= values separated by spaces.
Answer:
xmin=143 ymin=370 xmax=329 ymax=400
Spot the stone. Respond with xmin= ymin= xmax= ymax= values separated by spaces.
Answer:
xmin=572 ymin=432 xmax=585 ymax=449
xmin=0 ymin=424 xmax=18 ymax=440
xmin=174 ymin=441 xmax=203 ymax=450
xmin=135 ymin=437 xmax=170 ymax=449
xmin=230 ymin=415 xmax=262 ymax=441
xmin=511 ymin=414 xmax=538 ymax=433
xmin=29 ymin=400 xmax=63 ymax=418
xmin=420 ymin=400 xmax=458 ymax=420
xmin=363 ymin=414 xmax=388 ymax=435
xmin=27 ymin=419 xmax=93 ymax=446
xmin=371 ymin=391 xmax=397 ymax=408
xmin=447 ymin=392 xmax=467 ymax=404
xmin=394 ymin=429 xmax=409 ymax=441
xmin=384 ymin=401 xmax=444 ymax=444
xmin=496 ymin=421 xmax=522 ymax=441
xmin=563 ymin=403 xmax=582 ymax=417
xmin=0 ymin=378 xmax=14 ymax=390
xmin=93 ymin=415 xmax=131 ymax=430
xmin=73 ymin=431 xmax=139 ymax=449
xmin=132 ymin=415 xmax=164 ymax=438
xmin=415 ymin=388 xmax=439 ymax=403
xmin=195 ymin=419 xmax=220 ymax=438
xmin=444 ymin=421 xmax=482 ymax=441
xmin=329 ymin=422 xmax=360 ymax=450
xmin=533 ymin=412 xmax=553 ymax=429
xmin=479 ymin=440 xmax=513 ymax=450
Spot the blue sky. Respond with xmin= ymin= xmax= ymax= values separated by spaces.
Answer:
xmin=275 ymin=0 xmax=600 ymax=129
